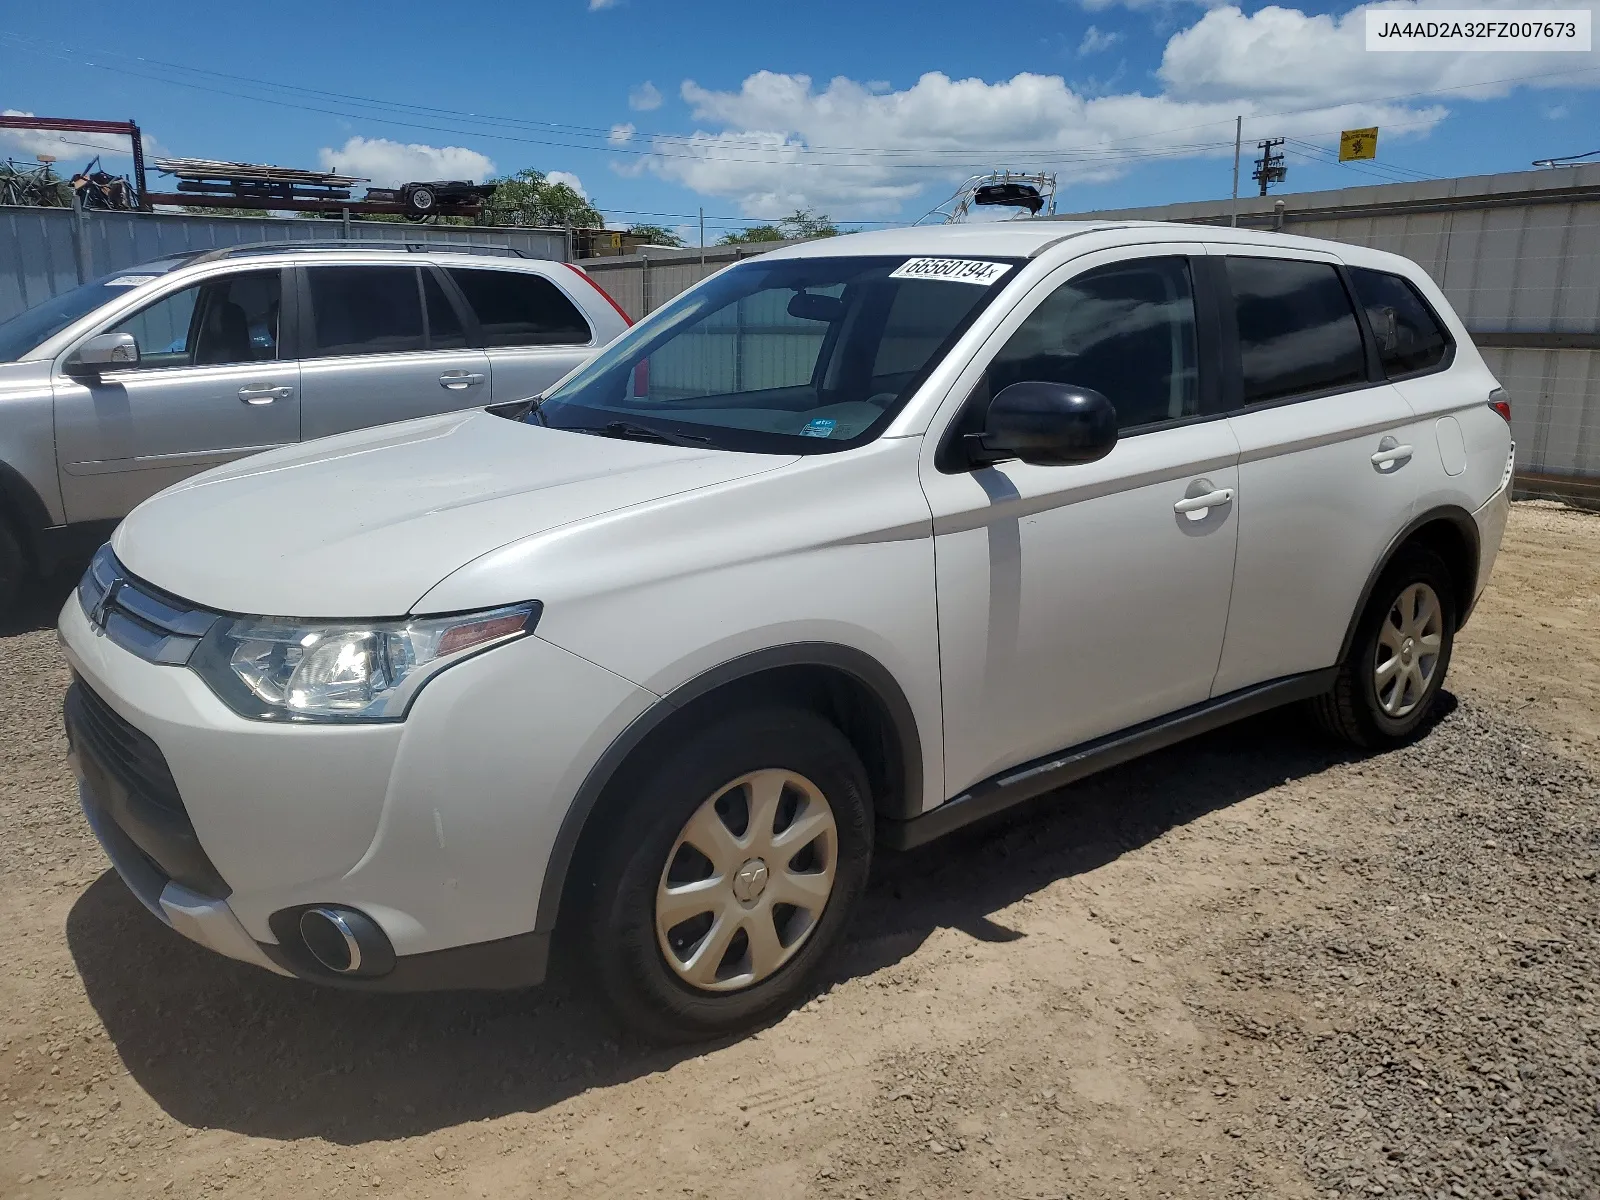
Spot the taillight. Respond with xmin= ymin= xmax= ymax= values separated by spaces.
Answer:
xmin=1488 ymin=388 xmax=1512 ymax=423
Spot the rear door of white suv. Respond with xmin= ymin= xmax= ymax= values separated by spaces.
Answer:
xmin=1206 ymin=247 xmax=1428 ymax=695
xmin=921 ymin=244 xmax=1241 ymax=795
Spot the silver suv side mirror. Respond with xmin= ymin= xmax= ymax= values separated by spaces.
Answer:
xmin=68 ymin=332 xmax=140 ymax=373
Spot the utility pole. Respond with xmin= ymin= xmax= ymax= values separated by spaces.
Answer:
xmin=1230 ymin=115 xmax=1242 ymax=227
xmin=1252 ymin=138 xmax=1287 ymax=198
xmin=699 ymin=206 xmax=705 ymax=266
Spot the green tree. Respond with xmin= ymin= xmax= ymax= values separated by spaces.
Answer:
xmin=718 ymin=224 xmax=784 ymax=245
xmin=717 ymin=208 xmax=837 ymax=245
xmin=482 ymin=168 xmax=603 ymax=228
xmin=625 ymin=223 xmax=685 ymax=247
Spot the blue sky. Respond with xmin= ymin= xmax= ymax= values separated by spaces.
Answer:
xmin=4 ymin=1 xmax=1598 ymax=241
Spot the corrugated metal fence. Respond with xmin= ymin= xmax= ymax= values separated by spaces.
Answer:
xmin=0 ymin=205 xmax=568 ymax=323
xmin=577 ymin=241 xmax=805 ymax=321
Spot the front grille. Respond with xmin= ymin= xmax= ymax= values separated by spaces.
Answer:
xmin=77 ymin=545 xmax=219 ymax=666
xmin=66 ymin=677 xmax=230 ymax=897
xmin=69 ymin=677 xmax=186 ymax=817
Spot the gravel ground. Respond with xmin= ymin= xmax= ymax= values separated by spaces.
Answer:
xmin=0 ymin=500 xmax=1596 ymax=1200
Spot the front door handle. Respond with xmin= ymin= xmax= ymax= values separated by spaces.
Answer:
xmin=439 ymin=371 xmax=486 ymax=391
xmin=1174 ymin=487 xmax=1234 ymax=515
xmin=238 ymin=384 xmax=293 ymax=405
xmin=1371 ymin=441 xmax=1414 ymax=469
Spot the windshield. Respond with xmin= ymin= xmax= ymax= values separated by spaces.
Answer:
xmin=0 ymin=260 xmax=190 ymax=363
xmin=534 ymin=254 xmax=1019 ymax=453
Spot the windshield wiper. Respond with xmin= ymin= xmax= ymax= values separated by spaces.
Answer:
xmin=570 ymin=420 xmax=712 ymax=448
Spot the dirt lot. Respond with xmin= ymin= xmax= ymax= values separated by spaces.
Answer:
xmin=2 ymin=501 xmax=1597 ymax=1200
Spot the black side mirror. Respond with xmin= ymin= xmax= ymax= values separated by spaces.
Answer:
xmin=965 ymin=382 xmax=1118 ymax=467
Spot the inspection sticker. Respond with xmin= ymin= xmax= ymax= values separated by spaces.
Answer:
xmin=106 ymin=275 xmax=159 ymax=287
xmin=889 ymin=258 xmax=1012 ymax=286
xmin=800 ymin=418 xmax=838 ymax=438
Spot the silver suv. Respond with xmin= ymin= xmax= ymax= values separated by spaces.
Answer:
xmin=0 ymin=242 xmax=631 ymax=615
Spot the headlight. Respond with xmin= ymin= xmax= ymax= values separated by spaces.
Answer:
xmin=189 ymin=602 xmax=541 ymax=722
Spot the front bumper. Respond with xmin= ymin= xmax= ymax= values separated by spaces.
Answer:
xmin=59 ymin=579 xmax=654 ymax=992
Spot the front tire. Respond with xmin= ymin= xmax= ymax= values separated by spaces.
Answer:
xmin=579 ymin=707 xmax=873 ymax=1042
xmin=1312 ymin=545 xmax=1456 ymax=747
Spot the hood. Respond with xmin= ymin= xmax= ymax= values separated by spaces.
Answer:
xmin=114 ymin=409 xmax=787 ymax=617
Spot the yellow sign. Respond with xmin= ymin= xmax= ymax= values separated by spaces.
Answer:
xmin=1340 ymin=127 xmax=1379 ymax=162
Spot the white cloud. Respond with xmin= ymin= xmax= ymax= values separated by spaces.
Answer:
xmin=608 ymin=122 xmax=637 ymax=145
xmin=546 ymin=170 xmax=587 ymax=197
xmin=1546 ymin=105 xmax=1570 ymax=120
xmin=589 ymin=0 xmax=619 ymax=9
xmin=0 ymin=109 xmax=160 ymax=163
xmin=1078 ymin=25 xmax=1122 ymax=54
xmin=629 ymin=81 xmax=664 ymax=112
xmin=639 ymin=2 xmax=1600 ymax=218
xmin=317 ymin=136 xmax=496 ymax=187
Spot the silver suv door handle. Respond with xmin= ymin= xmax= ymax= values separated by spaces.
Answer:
xmin=439 ymin=371 xmax=486 ymax=390
xmin=1371 ymin=443 xmax=1414 ymax=468
xmin=1174 ymin=487 xmax=1234 ymax=514
xmin=238 ymin=385 xmax=293 ymax=405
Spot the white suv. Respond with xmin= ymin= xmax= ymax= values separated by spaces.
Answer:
xmin=58 ymin=222 xmax=1513 ymax=1040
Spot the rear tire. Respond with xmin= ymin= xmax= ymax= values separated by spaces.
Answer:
xmin=1312 ymin=545 xmax=1456 ymax=748
xmin=578 ymin=707 xmax=873 ymax=1043
xmin=0 ymin=515 xmax=25 ymax=623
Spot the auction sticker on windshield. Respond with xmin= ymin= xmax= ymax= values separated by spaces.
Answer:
xmin=889 ymin=258 xmax=1013 ymax=285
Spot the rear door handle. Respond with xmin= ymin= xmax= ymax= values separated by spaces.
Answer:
xmin=1174 ymin=487 xmax=1234 ymax=515
xmin=439 ymin=371 xmax=486 ymax=390
xmin=1371 ymin=443 xmax=1414 ymax=469
xmin=238 ymin=385 xmax=293 ymax=405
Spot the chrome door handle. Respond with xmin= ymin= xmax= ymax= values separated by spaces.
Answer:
xmin=439 ymin=371 xmax=486 ymax=390
xmin=1371 ymin=444 xmax=1414 ymax=468
xmin=238 ymin=385 xmax=293 ymax=405
xmin=1174 ymin=488 xmax=1234 ymax=514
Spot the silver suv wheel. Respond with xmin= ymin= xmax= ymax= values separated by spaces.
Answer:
xmin=655 ymin=768 xmax=838 ymax=992
xmin=1374 ymin=581 xmax=1443 ymax=718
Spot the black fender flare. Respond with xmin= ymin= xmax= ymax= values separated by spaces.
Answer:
xmin=1336 ymin=504 xmax=1481 ymax=666
xmin=0 ymin=459 xmax=52 ymax=560
xmin=533 ymin=641 xmax=923 ymax=934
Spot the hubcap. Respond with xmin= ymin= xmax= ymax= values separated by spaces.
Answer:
xmin=655 ymin=768 xmax=838 ymax=993
xmin=1374 ymin=581 xmax=1443 ymax=718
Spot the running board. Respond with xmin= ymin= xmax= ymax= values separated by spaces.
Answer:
xmin=880 ymin=669 xmax=1337 ymax=851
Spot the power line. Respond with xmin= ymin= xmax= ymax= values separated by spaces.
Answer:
xmin=7 ymin=30 xmax=1597 ymax=167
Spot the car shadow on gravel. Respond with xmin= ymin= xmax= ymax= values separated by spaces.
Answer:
xmin=64 ymin=697 xmax=1452 ymax=1145
xmin=0 ymin=559 xmax=92 ymax=637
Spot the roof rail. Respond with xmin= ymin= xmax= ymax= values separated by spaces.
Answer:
xmin=186 ymin=240 xmax=531 ymax=266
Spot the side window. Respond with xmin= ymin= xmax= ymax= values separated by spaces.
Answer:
xmin=1348 ymin=266 xmax=1451 ymax=377
xmin=107 ymin=270 xmax=281 ymax=369
xmin=307 ymin=266 xmax=425 ymax=358
xmin=446 ymin=268 xmax=591 ymax=347
xmin=982 ymin=257 xmax=1199 ymax=432
xmin=1225 ymin=257 xmax=1366 ymax=404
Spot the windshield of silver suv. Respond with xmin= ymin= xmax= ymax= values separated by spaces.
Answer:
xmin=532 ymin=254 xmax=1020 ymax=453
xmin=0 ymin=257 xmax=194 ymax=362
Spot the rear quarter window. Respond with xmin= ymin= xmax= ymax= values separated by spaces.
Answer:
xmin=1347 ymin=266 xmax=1453 ymax=377
xmin=447 ymin=268 xmax=592 ymax=347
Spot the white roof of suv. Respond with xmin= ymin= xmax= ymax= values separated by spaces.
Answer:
xmin=760 ymin=219 xmax=1404 ymax=269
